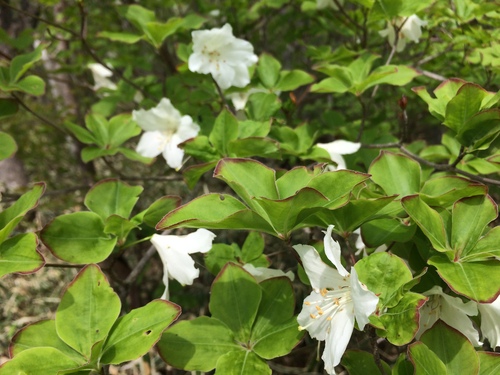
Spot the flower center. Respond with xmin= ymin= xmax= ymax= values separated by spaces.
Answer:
xmin=299 ymin=286 xmax=352 ymax=332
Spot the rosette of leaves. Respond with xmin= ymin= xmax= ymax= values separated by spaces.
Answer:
xmin=0 ymin=264 xmax=181 ymax=374
xmin=158 ymin=263 xmax=303 ymax=374
xmin=158 ymin=157 xmax=395 ymax=240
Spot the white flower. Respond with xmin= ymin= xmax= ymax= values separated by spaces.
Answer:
xmin=243 ymin=263 xmax=295 ymax=283
xmin=188 ymin=23 xmax=258 ymax=90
xmin=379 ymin=15 xmax=427 ymax=52
xmin=133 ymin=98 xmax=200 ymax=170
xmin=293 ymin=225 xmax=379 ymax=373
xmin=416 ymin=286 xmax=481 ymax=346
xmin=88 ymin=63 xmax=117 ymax=91
xmin=316 ymin=140 xmax=361 ymax=171
xmin=353 ymin=229 xmax=387 ymax=258
xmin=151 ymin=229 xmax=216 ymax=300
xmin=478 ymin=295 xmax=500 ymax=348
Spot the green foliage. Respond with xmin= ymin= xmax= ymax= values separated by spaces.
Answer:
xmin=157 ymin=263 xmax=303 ymax=373
xmin=3 ymin=265 xmax=180 ymax=373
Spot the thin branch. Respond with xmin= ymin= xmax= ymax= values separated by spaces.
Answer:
xmin=0 ymin=0 xmax=78 ymax=36
xmin=45 ymin=263 xmax=83 ymax=269
xmin=332 ymin=0 xmax=363 ymax=32
xmin=11 ymin=92 xmax=67 ymax=134
xmin=211 ymin=75 xmax=232 ymax=114
xmin=356 ymin=96 xmax=368 ymax=142
xmin=124 ymin=246 xmax=157 ymax=285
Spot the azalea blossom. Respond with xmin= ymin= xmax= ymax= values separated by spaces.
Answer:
xmin=316 ymin=140 xmax=361 ymax=170
xmin=88 ymin=63 xmax=117 ymax=91
xmin=416 ymin=286 xmax=481 ymax=346
xmin=151 ymin=229 xmax=216 ymax=300
xmin=379 ymin=15 xmax=427 ymax=52
xmin=133 ymin=98 xmax=200 ymax=170
xmin=188 ymin=23 xmax=258 ymax=90
xmin=243 ymin=263 xmax=295 ymax=283
xmin=478 ymin=295 xmax=500 ymax=348
xmin=293 ymin=225 xmax=379 ymax=373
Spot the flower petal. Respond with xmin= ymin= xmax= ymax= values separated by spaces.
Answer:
xmin=350 ymin=268 xmax=379 ymax=330
xmin=297 ymin=290 xmax=335 ymax=341
xmin=136 ymin=131 xmax=167 ymax=158
xmin=322 ymin=307 xmax=355 ymax=371
xmin=294 ymin=244 xmax=347 ymax=290
xmin=243 ymin=263 xmax=294 ymax=282
xmin=323 ymin=225 xmax=349 ymax=277
xmin=478 ymin=296 xmax=500 ymax=348
xmin=133 ymin=98 xmax=182 ymax=132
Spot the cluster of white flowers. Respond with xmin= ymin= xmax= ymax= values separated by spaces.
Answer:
xmin=134 ymin=23 xmax=259 ymax=166
xmin=379 ymin=15 xmax=427 ymax=52
xmin=88 ymin=63 xmax=117 ymax=91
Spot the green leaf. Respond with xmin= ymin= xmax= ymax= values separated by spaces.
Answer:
xmin=156 ymin=193 xmax=275 ymax=234
xmin=210 ymin=263 xmax=262 ymax=341
xmin=379 ymin=292 xmax=427 ymax=345
xmin=241 ymin=232 xmax=265 ymax=263
xmin=391 ymin=353 xmax=414 ymax=375
xmin=428 ymin=255 xmax=500 ymax=302
xmin=420 ymin=176 xmax=487 ymax=207
xmin=0 ymin=347 xmax=81 ymax=374
xmin=205 ymin=244 xmax=238 ymax=276
xmin=64 ymin=121 xmax=97 ymax=145
xmin=354 ymin=65 xmax=419 ymax=95
xmin=144 ymin=18 xmax=184 ymax=48
xmin=215 ymin=350 xmax=271 ymax=375
xmin=420 ymin=320 xmax=479 ymax=375
xmin=157 ymin=316 xmax=238 ymax=371
xmin=84 ymin=179 xmax=143 ymax=220
xmin=11 ymin=75 xmax=45 ymax=95
xmin=451 ymin=195 xmax=497 ymax=259
xmin=238 ymin=120 xmax=271 ymax=138
xmin=459 ymin=109 xmax=500 ymax=150
xmin=40 ymin=211 xmax=118 ymax=264
xmin=9 ymin=43 xmax=44 ymax=82
xmin=0 ymin=182 xmax=45 ymax=243
xmin=0 ymin=131 xmax=17 ymax=160
xmin=227 ymin=137 xmax=279 ymax=158
xmin=478 ymin=352 xmax=500 ymax=375
xmin=401 ymin=195 xmax=449 ymax=253
xmin=251 ymin=278 xmax=303 ymax=359
xmin=108 ymin=113 xmax=141 ymax=147
xmin=214 ymin=158 xmax=279 ymax=208
xmin=466 ymin=226 xmax=500 ymax=261
xmin=258 ymin=53 xmax=282 ymax=88
xmin=10 ymin=320 xmax=84 ymax=364
xmin=101 ymin=299 xmax=181 ymax=364
xmin=361 ymin=218 xmax=416 ymax=247
xmin=56 ymin=265 xmax=121 ymax=359
xmin=444 ymin=83 xmax=488 ymax=134
xmin=369 ymin=151 xmax=421 ymax=197
xmin=355 ymin=252 xmax=413 ymax=307
xmin=311 ymin=195 xmax=396 ymax=234
xmin=141 ymin=195 xmax=181 ymax=227
xmin=209 ymin=109 xmax=239 ymax=156
xmin=123 ymin=4 xmax=156 ymax=30
xmin=275 ymin=69 xmax=314 ymax=91
xmin=0 ymin=233 xmax=44 ymax=278
xmin=85 ymin=114 xmax=109 ymax=147
xmin=81 ymin=146 xmax=117 ymax=163
xmin=98 ymin=31 xmax=143 ymax=44
xmin=311 ymin=67 xmax=352 ymax=93
xmin=341 ymin=350 xmax=391 ymax=375
xmin=183 ymin=161 xmax=218 ymax=189
xmin=408 ymin=341 xmax=448 ymax=374
xmin=246 ymin=92 xmax=281 ymax=121
xmin=412 ymin=78 xmax=467 ymax=121
xmin=253 ymin=187 xmax=330 ymax=239
xmin=103 ymin=215 xmax=138 ymax=243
